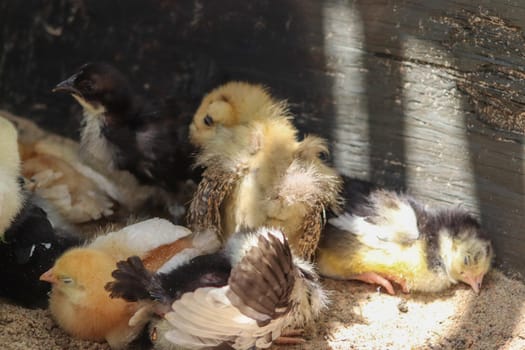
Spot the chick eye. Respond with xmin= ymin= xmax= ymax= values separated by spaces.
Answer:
xmin=79 ymin=80 xmax=95 ymax=93
xmin=61 ymin=277 xmax=73 ymax=284
xmin=203 ymin=115 xmax=214 ymax=126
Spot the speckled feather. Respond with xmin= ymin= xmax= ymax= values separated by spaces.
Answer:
xmin=187 ymin=166 xmax=246 ymax=242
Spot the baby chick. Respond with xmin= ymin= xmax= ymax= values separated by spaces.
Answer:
xmin=4 ymin=109 xmax=164 ymax=220
xmin=106 ymin=227 xmax=328 ymax=350
xmin=0 ymin=193 xmax=82 ymax=308
xmin=316 ymin=177 xmax=493 ymax=294
xmin=40 ymin=218 xmax=219 ymax=349
xmin=0 ymin=116 xmax=81 ymax=308
xmin=21 ymin=145 xmax=115 ymax=223
xmin=53 ymin=62 xmax=199 ymax=193
xmin=41 ymin=248 xmax=140 ymax=348
xmin=187 ymin=82 xmax=342 ymax=260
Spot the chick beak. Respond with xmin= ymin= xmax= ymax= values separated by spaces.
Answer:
xmin=39 ymin=268 xmax=58 ymax=284
xmin=53 ymin=74 xmax=80 ymax=94
xmin=463 ymin=273 xmax=484 ymax=294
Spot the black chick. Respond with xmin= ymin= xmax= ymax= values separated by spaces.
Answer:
xmin=0 ymin=184 xmax=83 ymax=308
xmin=53 ymin=62 xmax=199 ymax=193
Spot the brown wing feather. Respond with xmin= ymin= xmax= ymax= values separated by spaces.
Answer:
xmin=226 ymin=232 xmax=295 ymax=327
xmin=298 ymin=203 xmax=325 ymax=261
xmin=187 ymin=167 xmax=240 ymax=241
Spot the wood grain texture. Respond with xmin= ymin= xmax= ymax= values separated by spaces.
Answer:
xmin=0 ymin=0 xmax=523 ymax=276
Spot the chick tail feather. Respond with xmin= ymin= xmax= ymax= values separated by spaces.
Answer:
xmin=105 ymin=256 xmax=169 ymax=304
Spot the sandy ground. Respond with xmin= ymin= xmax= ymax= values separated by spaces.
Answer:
xmin=1 ymin=270 xmax=524 ymax=350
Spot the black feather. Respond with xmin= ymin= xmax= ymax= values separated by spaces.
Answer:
xmin=106 ymin=253 xmax=231 ymax=306
xmin=105 ymin=256 xmax=161 ymax=302
xmin=57 ymin=62 xmax=201 ymax=192
xmin=416 ymin=206 xmax=488 ymax=270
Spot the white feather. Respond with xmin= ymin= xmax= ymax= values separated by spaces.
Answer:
xmin=88 ymin=218 xmax=192 ymax=260
xmin=76 ymin=99 xmax=116 ymax=168
xmin=224 ymin=226 xmax=285 ymax=266
xmin=163 ymin=286 xmax=284 ymax=349
xmin=157 ymin=228 xmax=221 ymax=273
xmin=329 ymin=207 xmax=419 ymax=249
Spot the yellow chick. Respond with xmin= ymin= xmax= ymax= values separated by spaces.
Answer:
xmin=40 ymin=218 xmax=220 ymax=349
xmin=316 ymin=177 xmax=493 ymax=294
xmin=187 ymin=82 xmax=342 ymax=261
xmin=40 ymin=248 xmax=139 ymax=348
xmin=0 ymin=116 xmax=23 ymax=237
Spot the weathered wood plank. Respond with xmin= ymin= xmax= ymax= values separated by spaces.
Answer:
xmin=0 ymin=0 xmax=523 ymax=276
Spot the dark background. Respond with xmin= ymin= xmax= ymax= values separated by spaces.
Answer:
xmin=0 ymin=0 xmax=524 ymax=277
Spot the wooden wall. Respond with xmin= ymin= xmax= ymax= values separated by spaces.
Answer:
xmin=0 ymin=0 xmax=523 ymax=275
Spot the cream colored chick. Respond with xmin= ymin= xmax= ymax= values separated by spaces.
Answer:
xmin=1 ymin=110 xmax=160 ymax=223
xmin=0 ymin=116 xmax=23 ymax=237
xmin=317 ymin=178 xmax=493 ymax=294
xmin=21 ymin=148 xmax=114 ymax=223
xmin=188 ymin=82 xmax=342 ymax=261
xmin=40 ymin=218 xmax=220 ymax=349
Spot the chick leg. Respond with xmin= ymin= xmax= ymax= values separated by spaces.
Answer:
xmin=273 ymin=329 xmax=306 ymax=345
xmin=353 ymin=272 xmax=396 ymax=295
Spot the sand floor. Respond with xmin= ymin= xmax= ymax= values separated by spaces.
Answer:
xmin=1 ymin=270 xmax=524 ymax=350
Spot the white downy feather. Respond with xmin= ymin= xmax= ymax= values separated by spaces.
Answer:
xmin=164 ymin=286 xmax=284 ymax=349
xmin=329 ymin=207 xmax=419 ymax=250
xmin=88 ymin=218 xmax=193 ymax=261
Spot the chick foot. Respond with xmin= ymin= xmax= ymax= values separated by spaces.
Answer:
xmin=274 ymin=329 xmax=306 ymax=345
xmin=353 ymin=272 xmax=395 ymax=295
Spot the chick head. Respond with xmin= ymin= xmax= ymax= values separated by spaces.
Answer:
xmin=189 ymin=81 xmax=283 ymax=146
xmin=440 ymin=212 xmax=493 ymax=294
xmin=40 ymin=247 xmax=118 ymax=303
xmin=53 ymin=62 xmax=131 ymax=116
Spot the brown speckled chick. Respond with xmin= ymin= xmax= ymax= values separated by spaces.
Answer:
xmin=187 ymin=82 xmax=342 ymax=261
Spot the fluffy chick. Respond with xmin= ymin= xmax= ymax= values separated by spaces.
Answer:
xmin=21 ymin=143 xmax=114 ymax=223
xmin=106 ymin=227 xmax=328 ymax=350
xmin=4 ymin=109 xmax=164 ymax=221
xmin=316 ymin=177 xmax=493 ymax=294
xmin=53 ymin=62 xmax=199 ymax=193
xmin=41 ymin=218 xmax=219 ymax=348
xmin=0 ymin=193 xmax=82 ymax=308
xmin=0 ymin=116 xmax=81 ymax=308
xmin=41 ymin=248 xmax=140 ymax=348
xmin=187 ymin=82 xmax=342 ymax=260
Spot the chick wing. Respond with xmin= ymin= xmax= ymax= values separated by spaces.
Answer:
xmin=163 ymin=232 xmax=294 ymax=349
xmin=329 ymin=189 xmax=420 ymax=249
